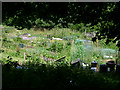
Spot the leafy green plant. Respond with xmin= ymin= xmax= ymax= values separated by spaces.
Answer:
xmin=68 ymin=23 xmax=86 ymax=32
xmin=35 ymin=18 xmax=55 ymax=29
xmin=50 ymin=28 xmax=72 ymax=38
xmin=70 ymin=43 xmax=85 ymax=63
xmin=48 ymin=40 xmax=64 ymax=53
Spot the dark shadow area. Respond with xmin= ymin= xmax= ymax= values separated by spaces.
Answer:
xmin=2 ymin=61 xmax=120 ymax=89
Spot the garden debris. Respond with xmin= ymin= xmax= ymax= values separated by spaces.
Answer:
xmin=71 ymin=58 xmax=80 ymax=65
xmin=43 ymin=56 xmax=65 ymax=62
xmin=19 ymin=43 xmax=24 ymax=48
xmin=19 ymin=33 xmax=36 ymax=40
xmin=90 ymin=61 xmax=98 ymax=72
xmin=44 ymin=57 xmax=56 ymax=62
xmin=71 ymin=58 xmax=89 ymax=69
xmin=50 ymin=51 xmax=55 ymax=55
xmin=104 ymin=55 xmax=113 ymax=59
xmin=82 ymin=62 xmax=89 ymax=69
xmin=52 ymin=37 xmax=63 ymax=40
xmin=55 ymin=56 xmax=66 ymax=62
xmin=21 ymin=36 xmax=36 ymax=40
xmin=106 ymin=61 xmax=116 ymax=72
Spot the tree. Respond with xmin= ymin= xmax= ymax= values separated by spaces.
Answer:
xmin=2 ymin=2 xmax=120 ymax=43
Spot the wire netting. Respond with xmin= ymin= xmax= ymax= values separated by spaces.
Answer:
xmin=70 ymin=39 xmax=118 ymax=64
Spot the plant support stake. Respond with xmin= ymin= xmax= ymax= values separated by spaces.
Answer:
xmin=24 ymin=52 xmax=26 ymax=62
xmin=97 ymin=39 xmax=98 ymax=48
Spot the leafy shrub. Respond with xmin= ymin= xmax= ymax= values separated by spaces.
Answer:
xmin=70 ymin=43 xmax=85 ymax=63
xmin=49 ymin=42 xmax=56 ymax=52
xmin=68 ymin=23 xmax=86 ymax=32
xmin=48 ymin=40 xmax=64 ymax=53
xmin=16 ymin=47 xmax=20 ymax=56
xmin=56 ymin=42 xmax=63 ymax=52
xmin=50 ymin=28 xmax=72 ymax=38
xmin=13 ymin=36 xmax=22 ymax=42
xmin=35 ymin=18 xmax=55 ymax=29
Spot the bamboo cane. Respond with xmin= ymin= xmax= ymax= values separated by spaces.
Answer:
xmin=24 ymin=52 xmax=26 ymax=62
xmin=97 ymin=38 xmax=98 ymax=48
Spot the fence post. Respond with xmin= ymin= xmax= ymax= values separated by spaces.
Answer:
xmin=72 ymin=40 xmax=74 ymax=44
xmin=92 ymin=41 xmax=93 ymax=56
xmin=116 ymin=50 xmax=117 ymax=57
xmin=24 ymin=52 xmax=26 ymax=62
xmin=97 ymin=39 xmax=98 ymax=48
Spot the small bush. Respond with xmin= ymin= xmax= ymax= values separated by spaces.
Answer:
xmin=48 ymin=40 xmax=64 ymax=53
xmin=35 ymin=18 xmax=55 ymax=29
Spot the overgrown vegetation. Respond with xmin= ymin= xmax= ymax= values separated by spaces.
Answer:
xmin=1 ymin=26 xmax=120 ymax=89
xmin=2 ymin=63 xmax=120 ymax=89
xmin=1 ymin=2 xmax=120 ymax=89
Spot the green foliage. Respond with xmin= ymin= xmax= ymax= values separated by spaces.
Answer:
xmin=2 ymin=25 xmax=120 ymax=89
xmin=49 ymin=42 xmax=56 ymax=52
xmin=48 ymin=40 xmax=63 ymax=53
xmin=2 ymin=63 xmax=120 ymax=89
xmin=3 ymin=2 xmax=119 ymax=43
xmin=34 ymin=37 xmax=49 ymax=47
xmin=12 ymin=36 xmax=22 ymax=42
xmin=35 ymin=18 xmax=55 ymax=28
xmin=50 ymin=28 xmax=72 ymax=38
xmin=68 ymin=23 xmax=86 ymax=32
xmin=70 ymin=43 xmax=85 ymax=63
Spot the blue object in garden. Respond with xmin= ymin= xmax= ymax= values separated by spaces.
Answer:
xmin=19 ymin=43 xmax=24 ymax=48
xmin=16 ymin=66 xmax=29 ymax=69
xmin=16 ymin=66 xmax=22 ymax=69
xmin=88 ymin=40 xmax=92 ymax=43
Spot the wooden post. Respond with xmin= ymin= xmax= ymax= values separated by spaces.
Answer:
xmin=97 ymin=39 xmax=98 ymax=48
xmin=92 ymin=41 xmax=93 ymax=56
xmin=116 ymin=50 xmax=117 ymax=57
xmin=56 ymin=30 xmax=57 ymax=37
xmin=92 ymin=41 xmax=93 ymax=46
xmin=24 ymin=52 xmax=26 ymax=62
xmin=63 ymin=41 xmax=65 ymax=48
xmin=72 ymin=40 xmax=74 ymax=44
xmin=116 ymin=41 xmax=118 ymax=57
